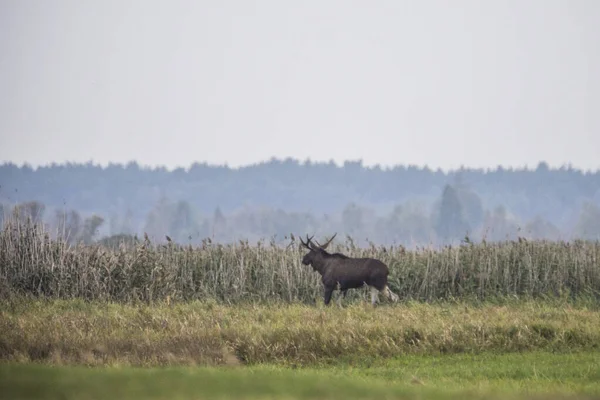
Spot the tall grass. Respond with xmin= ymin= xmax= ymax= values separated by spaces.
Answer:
xmin=1 ymin=219 xmax=599 ymax=304
xmin=2 ymin=299 xmax=600 ymax=366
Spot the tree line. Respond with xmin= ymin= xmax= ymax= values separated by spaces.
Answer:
xmin=1 ymin=159 xmax=599 ymax=246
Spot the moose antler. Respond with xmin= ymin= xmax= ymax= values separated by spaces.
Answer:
xmin=299 ymin=234 xmax=316 ymax=250
xmin=315 ymin=233 xmax=337 ymax=250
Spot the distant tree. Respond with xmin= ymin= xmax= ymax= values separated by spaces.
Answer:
xmin=400 ymin=204 xmax=433 ymax=245
xmin=593 ymin=189 xmax=600 ymax=207
xmin=12 ymin=201 xmax=46 ymax=225
xmin=0 ymin=203 xmax=4 ymax=229
xmin=452 ymin=176 xmax=484 ymax=230
xmin=170 ymin=200 xmax=199 ymax=242
xmin=481 ymin=206 xmax=520 ymax=242
xmin=379 ymin=203 xmax=432 ymax=246
xmin=109 ymin=213 xmax=119 ymax=236
xmin=81 ymin=215 xmax=105 ymax=244
xmin=121 ymin=208 xmax=135 ymax=235
xmin=54 ymin=209 xmax=82 ymax=243
xmin=342 ymin=202 xmax=364 ymax=238
xmin=525 ymin=216 xmax=561 ymax=241
xmin=66 ymin=211 xmax=82 ymax=242
xmin=144 ymin=196 xmax=173 ymax=242
xmin=97 ymin=233 xmax=139 ymax=250
xmin=434 ymin=185 xmax=470 ymax=242
xmin=212 ymin=207 xmax=227 ymax=240
xmin=574 ymin=202 xmax=600 ymax=240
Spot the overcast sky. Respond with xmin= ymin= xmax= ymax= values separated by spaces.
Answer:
xmin=1 ymin=0 xmax=599 ymax=171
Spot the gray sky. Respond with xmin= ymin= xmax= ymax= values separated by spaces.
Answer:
xmin=1 ymin=0 xmax=599 ymax=171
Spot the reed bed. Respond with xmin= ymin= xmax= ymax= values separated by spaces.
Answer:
xmin=1 ymin=219 xmax=599 ymax=304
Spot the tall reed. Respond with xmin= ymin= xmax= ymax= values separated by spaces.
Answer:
xmin=1 ymin=219 xmax=599 ymax=304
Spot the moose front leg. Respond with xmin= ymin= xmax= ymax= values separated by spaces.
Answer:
xmin=323 ymin=286 xmax=335 ymax=306
xmin=336 ymin=289 xmax=348 ymax=308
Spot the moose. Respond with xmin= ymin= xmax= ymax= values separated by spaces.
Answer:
xmin=299 ymin=233 xmax=399 ymax=307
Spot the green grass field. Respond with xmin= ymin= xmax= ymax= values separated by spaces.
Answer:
xmin=2 ymin=298 xmax=600 ymax=399
xmin=2 ymin=352 xmax=600 ymax=399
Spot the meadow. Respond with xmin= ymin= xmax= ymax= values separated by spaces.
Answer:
xmin=1 ymin=220 xmax=600 ymax=399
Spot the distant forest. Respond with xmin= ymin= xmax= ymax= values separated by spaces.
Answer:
xmin=1 ymin=159 xmax=600 ymax=247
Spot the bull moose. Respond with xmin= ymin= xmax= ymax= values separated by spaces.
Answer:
xmin=299 ymin=233 xmax=399 ymax=307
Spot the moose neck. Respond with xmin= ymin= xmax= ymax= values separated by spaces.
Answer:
xmin=311 ymin=251 xmax=331 ymax=275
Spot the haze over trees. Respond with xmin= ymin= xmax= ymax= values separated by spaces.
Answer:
xmin=1 ymin=159 xmax=599 ymax=247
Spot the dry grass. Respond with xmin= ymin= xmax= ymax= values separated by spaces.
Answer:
xmin=1 ymin=219 xmax=600 ymax=304
xmin=1 ymin=298 xmax=599 ymax=367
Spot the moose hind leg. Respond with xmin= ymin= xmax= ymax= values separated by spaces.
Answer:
xmin=382 ymin=285 xmax=399 ymax=302
xmin=370 ymin=286 xmax=380 ymax=306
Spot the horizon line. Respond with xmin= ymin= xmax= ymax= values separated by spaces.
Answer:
xmin=1 ymin=157 xmax=599 ymax=174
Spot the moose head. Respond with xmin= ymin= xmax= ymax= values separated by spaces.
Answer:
xmin=299 ymin=233 xmax=337 ymax=271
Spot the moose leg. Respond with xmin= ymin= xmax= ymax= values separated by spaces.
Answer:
xmin=370 ymin=286 xmax=380 ymax=306
xmin=382 ymin=285 xmax=399 ymax=303
xmin=323 ymin=286 xmax=335 ymax=306
xmin=336 ymin=289 xmax=348 ymax=307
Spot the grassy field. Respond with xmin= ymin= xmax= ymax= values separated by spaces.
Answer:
xmin=2 ymin=221 xmax=600 ymax=399
xmin=2 ymin=351 xmax=600 ymax=399
xmin=2 ymin=298 xmax=600 ymax=399
xmin=2 ymin=298 xmax=600 ymax=366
